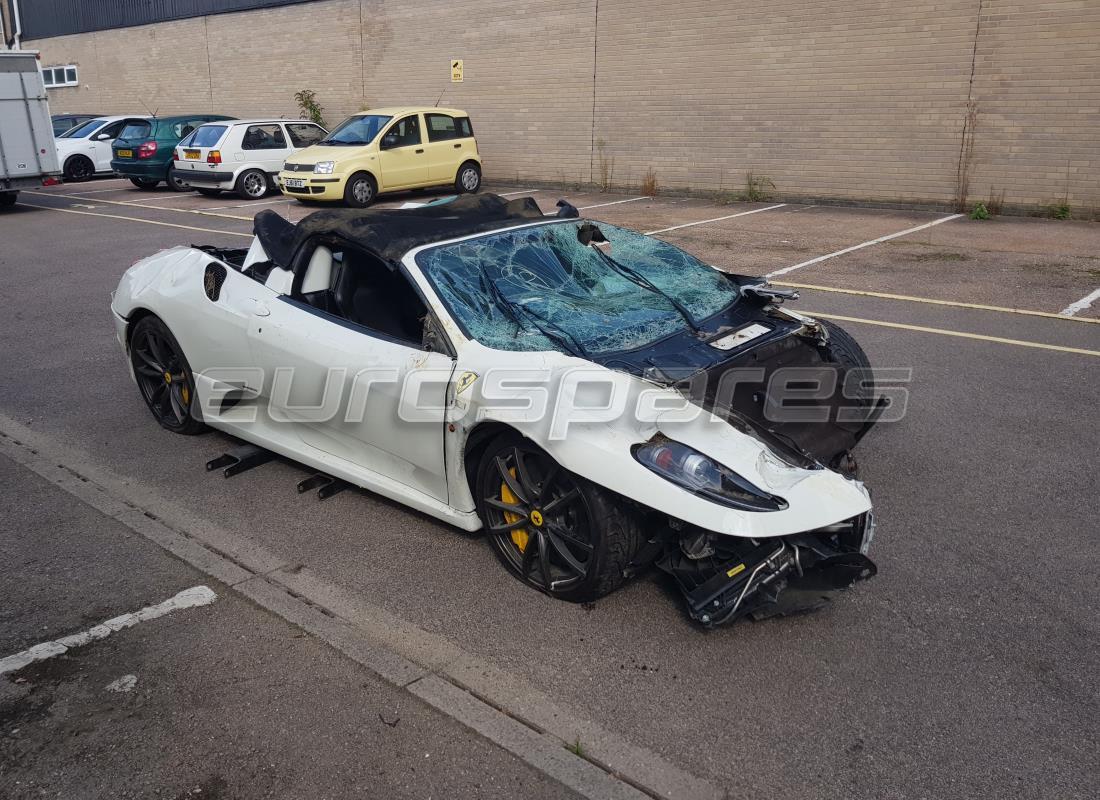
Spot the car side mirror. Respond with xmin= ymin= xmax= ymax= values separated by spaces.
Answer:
xmin=93 ymin=133 xmax=111 ymax=141
xmin=381 ymin=133 xmax=399 ymax=149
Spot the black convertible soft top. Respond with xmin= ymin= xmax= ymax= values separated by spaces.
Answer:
xmin=253 ymin=193 xmax=553 ymax=269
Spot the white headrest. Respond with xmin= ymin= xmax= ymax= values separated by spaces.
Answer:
xmin=300 ymin=245 xmax=333 ymax=294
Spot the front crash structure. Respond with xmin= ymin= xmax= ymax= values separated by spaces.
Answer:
xmin=655 ymin=513 xmax=877 ymax=627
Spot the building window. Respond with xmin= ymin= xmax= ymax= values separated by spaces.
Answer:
xmin=42 ymin=65 xmax=79 ymax=88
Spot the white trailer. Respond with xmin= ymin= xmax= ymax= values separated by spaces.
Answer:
xmin=0 ymin=50 xmax=60 ymax=208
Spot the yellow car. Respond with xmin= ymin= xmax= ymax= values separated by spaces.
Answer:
xmin=276 ymin=107 xmax=481 ymax=207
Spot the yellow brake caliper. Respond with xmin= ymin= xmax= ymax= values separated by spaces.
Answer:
xmin=501 ymin=468 xmax=529 ymax=552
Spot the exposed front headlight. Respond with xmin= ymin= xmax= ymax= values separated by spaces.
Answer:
xmin=633 ymin=440 xmax=787 ymax=511
xmin=314 ymin=161 xmax=335 ymax=174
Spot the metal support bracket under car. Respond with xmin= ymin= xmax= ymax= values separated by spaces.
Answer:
xmin=206 ymin=444 xmax=275 ymax=478
xmin=296 ymin=472 xmax=350 ymax=500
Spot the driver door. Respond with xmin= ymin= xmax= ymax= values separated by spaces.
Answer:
xmin=90 ymin=119 xmax=130 ymax=172
xmin=377 ymin=114 xmax=429 ymax=190
xmin=246 ymin=239 xmax=454 ymax=503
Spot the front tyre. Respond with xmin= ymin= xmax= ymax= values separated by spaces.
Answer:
xmin=821 ymin=319 xmax=874 ymax=402
xmin=455 ymin=161 xmax=482 ymax=194
xmin=475 ymin=433 xmax=641 ymax=602
xmin=129 ymin=316 xmax=208 ymax=435
xmin=343 ymin=172 xmax=376 ymax=208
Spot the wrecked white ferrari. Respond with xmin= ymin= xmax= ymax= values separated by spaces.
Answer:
xmin=110 ymin=194 xmax=883 ymax=626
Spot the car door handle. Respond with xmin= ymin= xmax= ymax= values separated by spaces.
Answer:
xmin=248 ymin=298 xmax=270 ymax=317
xmin=453 ymin=143 xmax=462 ymax=148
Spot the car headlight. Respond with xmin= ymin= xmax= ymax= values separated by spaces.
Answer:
xmin=313 ymin=161 xmax=335 ymax=174
xmin=632 ymin=440 xmax=787 ymax=511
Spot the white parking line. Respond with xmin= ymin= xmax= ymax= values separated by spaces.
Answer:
xmin=578 ymin=196 xmax=647 ymax=210
xmin=61 ymin=187 xmax=137 ymax=196
xmin=24 ymin=191 xmax=255 ymax=221
xmin=119 ymin=193 xmax=199 ymax=205
xmin=644 ymin=203 xmax=787 ymax=235
xmin=204 ymin=198 xmax=291 ymax=210
xmin=20 ymin=202 xmax=254 ymax=237
xmin=1060 ymin=287 xmax=1100 ymax=317
xmin=765 ymin=213 xmax=964 ymax=278
xmin=499 ymin=189 xmax=540 ymax=196
xmin=0 ymin=586 xmax=216 ymax=675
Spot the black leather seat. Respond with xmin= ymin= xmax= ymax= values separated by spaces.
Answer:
xmin=327 ymin=251 xmax=426 ymax=343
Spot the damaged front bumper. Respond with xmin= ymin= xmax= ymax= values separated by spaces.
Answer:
xmin=656 ymin=513 xmax=876 ymax=627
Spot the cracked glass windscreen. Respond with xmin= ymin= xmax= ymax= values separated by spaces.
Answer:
xmin=417 ymin=221 xmax=739 ymax=354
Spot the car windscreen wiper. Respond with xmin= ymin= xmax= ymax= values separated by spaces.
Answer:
xmin=513 ymin=300 xmax=590 ymax=360
xmin=588 ymin=244 xmax=702 ymax=334
xmin=479 ymin=272 xmax=588 ymax=359
xmin=479 ymin=272 xmax=526 ymax=333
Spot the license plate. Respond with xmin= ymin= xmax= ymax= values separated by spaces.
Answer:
xmin=284 ymin=178 xmax=306 ymax=188
xmin=117 ymin=149 xmax=133 ymax=158
xmin=184 ymin=150 xmax=200 ymax=160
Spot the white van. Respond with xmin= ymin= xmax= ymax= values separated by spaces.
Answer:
xmin=170 ymin=118 xmax=327 ymax=199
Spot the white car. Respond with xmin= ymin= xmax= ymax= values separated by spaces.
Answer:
xmin=109 ymin=194 xmax=883 ymax=626
xmin=170 ymin=118 xmax=327 ymax=199
xmin=56 ymin=115 xmax=151 ymax=182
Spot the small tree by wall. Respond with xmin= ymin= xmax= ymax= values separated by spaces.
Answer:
xmin=294 ymin=89 xmax=326 ymax=127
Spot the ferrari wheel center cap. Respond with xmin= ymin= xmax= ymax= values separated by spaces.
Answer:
xmin=163 ymin=372 xmax=172 ymax=384
xmin=529 ymin=509 xmax=544 ymax=527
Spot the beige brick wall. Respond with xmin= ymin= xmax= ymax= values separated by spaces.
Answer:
xmin=967 ymin=1 xmax=1100 ymax=212
xmin=28 ymin=0 xmax=1100 ymax=210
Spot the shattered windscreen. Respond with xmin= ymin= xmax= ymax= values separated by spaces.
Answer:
xmin=416 ymin=221 xmax=739 ymax=354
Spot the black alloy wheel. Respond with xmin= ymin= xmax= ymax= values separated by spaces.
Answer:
xmin=129 ymin=316 xmax=207 ymax=435
xmin=64 ymin=155 xmax=95 ymax=182
xmin=476 ymin=434 xmax=641 ymax=601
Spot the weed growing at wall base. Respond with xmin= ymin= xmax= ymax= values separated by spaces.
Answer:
xmin=1050 ymin=202 xmax=1072 ymax=220
xmin=295 ymin=89 xmax=326 ymax=127
xmin=742 ymin=172 xmax=775 ymax=202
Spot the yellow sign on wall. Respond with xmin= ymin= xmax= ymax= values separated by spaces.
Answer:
xmin=451 ymin=59 xmax=463 ymax=83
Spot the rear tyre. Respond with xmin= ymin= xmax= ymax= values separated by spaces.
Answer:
xmin=235 ymin=168 xmax=269 ymax=199
xmin=343 ymin=172 xmax=376 ymax=208
xmin=455 ymin=161 xmax=482 ymax=194
xmin=166 ymin=170 xmax=191 ymax=192
xmin=0 ymin=192 xmax=16 ymax=208
xmin=129 ymin=316 xmax=208 ymax=436
xmin=63 ymin=155 xmax=95 ymax=182
xmin=195 ymin=188 xmax=222 ymax=197
xmin=130 ymin=177 xmax=159 ymax=190
xmin=475 ymin=433 xmax=642 ymax=602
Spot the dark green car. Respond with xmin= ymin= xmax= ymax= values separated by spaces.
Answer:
xmin=111 ymin=114 xmax=236 ymax=190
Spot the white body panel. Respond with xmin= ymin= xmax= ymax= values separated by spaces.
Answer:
xmin=172 ymin=119 xmax=326 ymax=191
xmin=0 ymin=51 xmax=61 ymax=189
xmin=111 ymin=223 xmax=872 ymax=540
xmin=56 ymin=115 xmax=150 ymax=176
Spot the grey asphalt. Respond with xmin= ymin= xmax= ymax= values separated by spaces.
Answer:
xmin=0 ymin=452 xmax=580 ymax=799
xmin=2 ymin=186 xmax=1098 ymax=799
